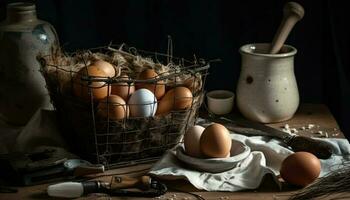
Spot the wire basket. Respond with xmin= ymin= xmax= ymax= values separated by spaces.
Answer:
xmin=38 ymin=43 xmax=209 ymax=168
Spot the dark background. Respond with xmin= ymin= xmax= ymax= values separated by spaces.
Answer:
xmin=1 ymin=0 xmax=349 ymax=139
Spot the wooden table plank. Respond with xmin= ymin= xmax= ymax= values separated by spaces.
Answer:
xmin=0 ymin=104 xmax=347 ymax=200
xmin=266 ymin=103 xmax=343 ymax=139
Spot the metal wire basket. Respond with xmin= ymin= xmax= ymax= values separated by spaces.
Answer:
xmin=38 ymin=43 xmax=209 ymax=168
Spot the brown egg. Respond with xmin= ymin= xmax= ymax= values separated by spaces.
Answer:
xmin=73 ymin=65 xmax=110 ymax=101
xmin=280 ymin=152 xmax=321 ymax=187
xmin=92 ymin=60 xmax=117 ymax=77
xmin=156 ymin=94 xmax=173 ymax=116
xmin=156 ymin=87 xmax=193 ymax=116
xmin=111 ymin=74 xmax=135 ymax=101
xmin=172 ymin=87 xmax=193 ymax=110
xmin=136 ymin=69 xmax=165 ymax=99
xmin=200 ymin=123 xmax=232 ymax=158
xmin=97 ymin=95 xmax=128 ymax=120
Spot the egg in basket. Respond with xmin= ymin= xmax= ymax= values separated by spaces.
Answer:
xmin=38 ymin=44 xmax=209 ymax=168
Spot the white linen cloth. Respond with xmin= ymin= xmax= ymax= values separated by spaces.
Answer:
xmin=149 ymin=130 xmax=350 ymax=191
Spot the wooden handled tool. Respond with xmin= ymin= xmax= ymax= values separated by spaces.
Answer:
xmin=112 ymin=176 xmax=152 ymax=190
xmin=47 ymin=176 xmax=167 ymax=198
xmin=218 ymin=117 xmax=333 ymax=159
xmin=269 ymin=2 xmax=304 ymax=54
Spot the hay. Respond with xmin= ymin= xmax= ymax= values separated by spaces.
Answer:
xmin=289 ymin=161 xmax=350 ymax=200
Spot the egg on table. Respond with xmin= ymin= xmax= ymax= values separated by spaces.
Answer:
xmin=184 ymin=125 xmax=205 ymax=158
xmin=136 ymin=69 xmax=165 ymax=99
xmin=73 ymin=65 xmax=110 ymax=101
xmin=128 ymin=88 xmax=157 ymax=117
xmin=200 ymin=123 xmax=232 ymax=158
xmin=97 ymin=95 xmax=128 ymax=120
xmin=280 ymin=152 xmax=321 ymax=187
xmin=156 ymin=86 xmax=193 ymax=116
xmin=111 ymin=74 xmax=135 ymax=101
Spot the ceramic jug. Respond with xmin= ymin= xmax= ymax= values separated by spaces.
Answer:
xmin=236 ymin=43 xmax=299 ymax=123
xmin=0 ymin=2 xmax=59 ymax=125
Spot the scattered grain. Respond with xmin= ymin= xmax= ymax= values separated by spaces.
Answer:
xmin=291 ymin=128 xmax=298 ymax=133
xmin=282 ymin=128 xmax=292 ymax=134
xmin=307 ymin=124 xmax=315 ymax=129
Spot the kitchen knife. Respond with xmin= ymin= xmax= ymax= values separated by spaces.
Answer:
xmin=216 ymin=117 xmax=333 ymax=159
xmin=47 ymin=176 xmax=167 ymax=198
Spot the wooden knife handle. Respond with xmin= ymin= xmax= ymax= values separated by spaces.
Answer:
xmin=111 ymin=176 xmax=152 ymax=190
xmin=289 ymin=136 xmax=333 ymax=159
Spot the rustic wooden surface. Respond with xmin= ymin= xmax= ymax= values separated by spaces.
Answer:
xmin=0 ymin=104 xmax=347 ymax=200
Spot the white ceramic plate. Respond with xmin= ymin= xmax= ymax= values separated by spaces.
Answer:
xmin=175 ymin=139 xmax=251 ymax=173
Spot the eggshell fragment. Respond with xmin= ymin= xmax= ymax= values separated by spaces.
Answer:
xmin=280 ymin=152 xmax=321 ymax=187
xmin=136 ymin=69 xmax=165 ymax=99
xmin=200 ymin=123 xmax=232 ymax=158
xmin=97 ymin=95 xmax=128 ymax=120
xmin=184 ymin=125 xmax=205 ymax=158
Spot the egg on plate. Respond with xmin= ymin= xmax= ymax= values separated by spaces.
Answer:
xmin=200 ymin=123 xmax=232 ymax=158
xmin=184 ymin=125 xmax=205 ymax=157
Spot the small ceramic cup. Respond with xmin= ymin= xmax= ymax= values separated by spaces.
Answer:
xmin=206 ymin=90 xmax=235 ymax=115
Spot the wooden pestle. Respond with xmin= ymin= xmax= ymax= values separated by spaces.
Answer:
xmin=269 ymin=2 xmax=304 ymax=54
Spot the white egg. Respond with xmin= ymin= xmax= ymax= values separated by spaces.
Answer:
xmin=184 ymin=125 xmax=205 ymax=157
xmin=128 ymin=89 xmax=157 ymax=117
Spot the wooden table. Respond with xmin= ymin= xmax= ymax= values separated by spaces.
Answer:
xmin=0 ymin=104 xmax=347 ymax=200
